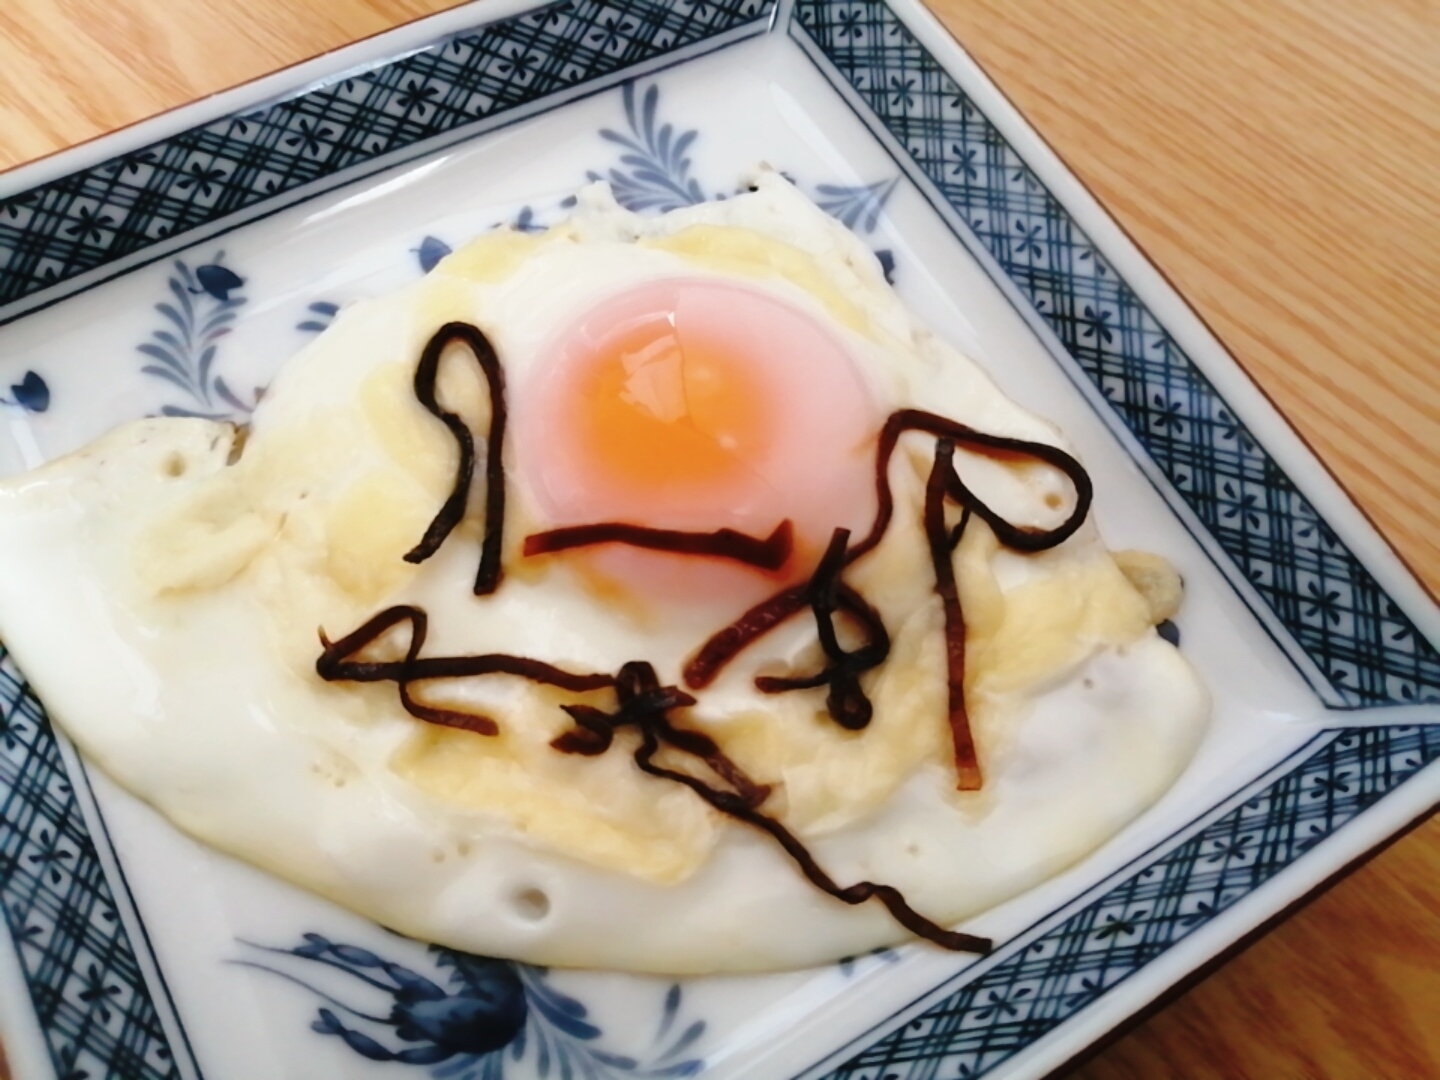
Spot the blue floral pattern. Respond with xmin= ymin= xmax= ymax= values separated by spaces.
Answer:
xmin=812 ymin=178 xmax=898 ymax=232
xmin=0 ymin=0 xmax=776 ymax=310
xmin=293 ymin=80 xmax=901 ymax=368
xmin=1 ymin=370 xmax=48 ymax=412
xmin=135 ymin=253 xmax=256 ymax=418
xmin=296 ymin=300 xmax=340 ymax=334
xmin=417 ymin=236 xmax=455 ymax=274
xmin=239 ymin=934 xmax=705 ymax=1078
xmin=588 ymin=83 xmax=706 ymax=213
xmin=836 ymin=946 xmax=900 ymax=978
xmin=589 ymin=80 xmax=901 ymax=244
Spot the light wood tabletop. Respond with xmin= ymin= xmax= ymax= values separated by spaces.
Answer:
xmin=1 ymin=0 xmax=1436 ymax=1077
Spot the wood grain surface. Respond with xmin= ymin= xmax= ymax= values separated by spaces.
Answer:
xmin=0 ymin=0 xmax=1436 ymax=1077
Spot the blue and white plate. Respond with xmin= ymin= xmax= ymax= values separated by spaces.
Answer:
xmin=0 ymin=1 xmax=1436 ymax=1077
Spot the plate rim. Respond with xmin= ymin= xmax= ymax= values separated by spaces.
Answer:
xmin=0 ymin=1 xmax=1435 ymax=1078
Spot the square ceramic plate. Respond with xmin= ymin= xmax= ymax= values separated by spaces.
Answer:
xmin=0 ymin=0 xmax=1436 ymax=1077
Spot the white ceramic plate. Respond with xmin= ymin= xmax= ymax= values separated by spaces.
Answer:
xmin=0 ymin=1 xmax=1435 ymax=1077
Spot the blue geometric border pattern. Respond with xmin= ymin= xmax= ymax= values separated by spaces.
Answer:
xmin=0 ymin=648 xmax=179 ymax=1080
xmin=0 ymin=0 xmax=772 ymax=307
xmin=791 ymin=0 xmax=1439 ymax=709
xmin=821 ymin=725 xmax=1440 ymax=1079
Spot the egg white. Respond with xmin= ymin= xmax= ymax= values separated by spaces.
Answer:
xmin=0 ymin=173 xmax=1208 ymax=972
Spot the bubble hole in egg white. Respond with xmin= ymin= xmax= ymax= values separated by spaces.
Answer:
xmin=0 ymin=172 xmax=1209 ymax=973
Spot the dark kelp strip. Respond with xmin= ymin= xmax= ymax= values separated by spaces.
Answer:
xmin=924 ymin=440 xmax=981 ymax=790
xmin=682 ymin=407 xmax=1092 ymax=784
xmin=550 ymin=661 xmax=771 ymax=809
xmin=403 ymin=322 xmax=509 ymax=595
xmin=752 ymin=529 xmax=890 ymax=731
xmin=316 ymin=628 xmax=990 ymax=954
xmin=683 ymin=584 xmax=811 ymax=689
xmin=548 ymin=660 xmax=992 ymax=955
xmin=525 ymin=519 xmax=794 ymax=571
xmin=317 ymin=605 xmax=615 ymax=736
xmin=322 ymin=331 xmax=1091 ymax=951
xmin=849 ymin=408 xmax=1092 ymax=564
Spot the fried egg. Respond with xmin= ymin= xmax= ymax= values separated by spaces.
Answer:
xmin=0 ymin=172 xmax=1207 ymax=972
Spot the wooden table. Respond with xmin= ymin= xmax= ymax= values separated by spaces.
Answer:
xmin=1 ymin=0 xmax=1436 ymax=1076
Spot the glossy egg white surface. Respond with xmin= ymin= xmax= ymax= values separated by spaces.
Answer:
xmin=0 ymin=174 xmax=1207 ymax=973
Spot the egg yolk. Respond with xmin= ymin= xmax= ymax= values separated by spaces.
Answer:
xmin=571 ymin=302 xmax=776 ymax=501
xmin=516 ymin=279 xmax=880 ymax=610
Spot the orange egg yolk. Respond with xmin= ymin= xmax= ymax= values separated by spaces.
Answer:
xmin=570 ymin=304 xmax=776 ymax=503
xmin=515 ymin=279 xmax=880 ymax=611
